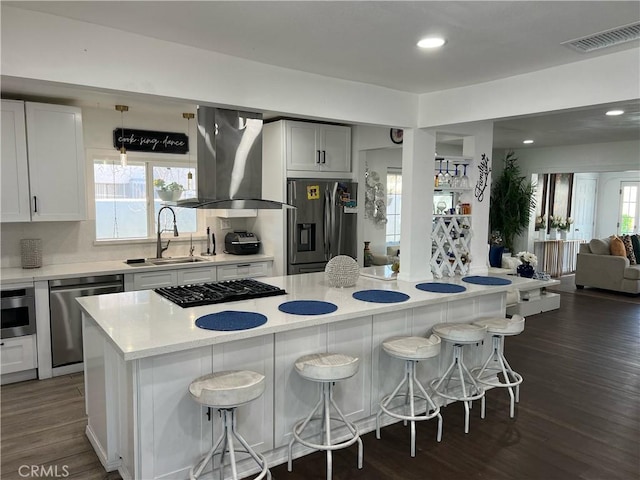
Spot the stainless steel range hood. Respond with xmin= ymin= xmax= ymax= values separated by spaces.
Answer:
xmin=177 ymin=106 xmax=290 ymax=209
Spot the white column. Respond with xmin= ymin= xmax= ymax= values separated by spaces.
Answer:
xmin=398 ymin=128 xmax=435 ymax=282
xmin=461 ymin=122 xmax=494 ymax=275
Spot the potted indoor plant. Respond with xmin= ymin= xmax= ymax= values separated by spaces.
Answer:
xmin=558 ymin=217 xmax=573 ymax=240
xmin=550 ymin=215 xmax=564 ymax=239
xmin=154 ymin=179 xmax=184 ymax=202
xmin=489 ymin=151 xmax=536 ymax=253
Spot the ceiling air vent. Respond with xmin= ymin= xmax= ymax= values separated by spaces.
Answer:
xmin=562 ymin=22 xmax=640 ymax=53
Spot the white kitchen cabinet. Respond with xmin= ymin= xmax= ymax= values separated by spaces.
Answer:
xmin=0 ymin=100 xmax=86 ymax=222
xmin=1 ymin=100 xmax=30 ymax=222
xmin=0 ymin=335 xmax=38 ymax=375
xmin=285 ymin=120 xmax=351 ymax=173
xmin=26 ymin=102 xmax=86 ymax=221
xmin=176 ymin=266 xmax=217 ymax=285
xmin=128 ymin=266 xmax=217 ymax=291
xmin=1 ymin=100 xmax=86 ymax=222
xmin=217 ymin=261 xmax=271 ymax=280
xmin=129 ymin=271 xmax=177 ymax=291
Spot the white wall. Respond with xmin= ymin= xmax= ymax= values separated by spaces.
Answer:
xmin=1 ymin=6 xmax=418 ymax=128
xmin=418 ymin=48 xmax=640 ymax=128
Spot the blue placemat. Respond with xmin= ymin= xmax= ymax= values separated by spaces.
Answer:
xmin=352 ymin=289 xmax=410 ymax=303
xmin=279 ymin=300 xmax=338 ymax=315
xmin=195 ymin=311 xmax=267 ymax=331
xmin=416 ymin=282 xmax=467 ymax=293
xmin=462 ymin=276 xmax=512 ymax=286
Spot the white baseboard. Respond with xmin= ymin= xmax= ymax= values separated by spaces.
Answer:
xmin=86 ymin=425 xmax=121 ymax=472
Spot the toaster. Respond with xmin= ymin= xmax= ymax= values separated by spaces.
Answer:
xmin=224 ymin=231 xmax=260 ymax=255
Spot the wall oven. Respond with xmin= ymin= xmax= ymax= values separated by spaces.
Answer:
xmin=1 ymin=285 xmax=36 ymax=339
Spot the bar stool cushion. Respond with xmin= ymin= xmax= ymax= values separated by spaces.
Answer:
xmin=432 ymin=322 xmax=486 ymax=343
xmin=295 ymin=353 xmax=359 ymax=381
xmin=189 ymin=370 xmax=265 ymax=408
xmin=473 ymin=315 xmax=525 ymax=335
xmin=382 ymin=335 xmax=441 ymax=360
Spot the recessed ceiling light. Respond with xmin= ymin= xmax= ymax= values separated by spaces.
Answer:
xmin=523 ymin=139 xmax=534 ymax=144
xmin=606 ymin=109 xmax=624 ymax=116
xmin=417 ymin=37 xmax=446 ymax=49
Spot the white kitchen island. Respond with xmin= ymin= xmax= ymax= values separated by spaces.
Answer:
xmin=78 ymin=272 xmax=553 ymax=480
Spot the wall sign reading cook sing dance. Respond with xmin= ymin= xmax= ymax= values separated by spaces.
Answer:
xmin=113 ymin=128 xmax=189 ymax=154
xmin=475 ymin=153 xmax=491 ymax=202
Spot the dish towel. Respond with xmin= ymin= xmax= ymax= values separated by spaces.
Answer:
xmin=352 ymin=289 xmax=410 ymax=303
xmin=461 ymin=276 xmax=512 ymax=286
xmin=278 ymin=300 xmax=338 ymax=315
xmin=195 ymin=311 xmax=267 ymax=331
xmin=416 ymin=282 xmax=467 ymax=293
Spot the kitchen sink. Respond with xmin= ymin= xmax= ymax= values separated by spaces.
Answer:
xmin=125 ymin=257 xmax=209 ymax=267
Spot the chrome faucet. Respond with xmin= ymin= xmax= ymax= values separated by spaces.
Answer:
xmin=156 ymin=206 xmax=179 ymax=258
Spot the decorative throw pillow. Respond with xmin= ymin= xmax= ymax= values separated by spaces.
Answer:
xmin=632 ymin=235 xmax=640 ymax=263
xmin=589 ymin=238 xmax=611 ymax=255
xmin=609 ymin=235 xmax=627 ymax=257
xmin=622 ymin=235 xmax=637 ymax=265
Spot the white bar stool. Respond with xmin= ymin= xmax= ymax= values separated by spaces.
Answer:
xmin=288 ymin=352 xmax=363 ymax=480
xmin=472 ymin=314 xmax=525 ymax=418
xmin=189 ymin=370 xmax=270 ymax=480
xmin=375 ymin=335 xmax=443 ymax=457
xmin=430 ymin=323 xmax=487 ymax=434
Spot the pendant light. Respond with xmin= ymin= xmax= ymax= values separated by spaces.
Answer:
xmin=183 ymin=112 xmax=195 ymax=190
xmin=115 ymin=105 xmax=129 ymax=166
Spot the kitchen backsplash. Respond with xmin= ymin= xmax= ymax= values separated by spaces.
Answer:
xmin=0 ymin=218 xmax=249 ymax=268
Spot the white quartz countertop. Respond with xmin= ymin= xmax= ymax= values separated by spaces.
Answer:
xmin=0 ymin=253 xmax=274 ymax=284
xmin=77 ymin=272 xmax=558 ymax=361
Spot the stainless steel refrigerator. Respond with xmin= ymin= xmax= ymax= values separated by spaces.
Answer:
xmin=287 ymin=179 xmax=358 ymax=274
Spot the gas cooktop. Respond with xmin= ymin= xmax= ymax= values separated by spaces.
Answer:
xmin=154 ymin=279 xmax=287 ymax=308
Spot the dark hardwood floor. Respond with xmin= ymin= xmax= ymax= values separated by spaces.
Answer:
xmin=2 ymin=288 xmax=638 ymax=480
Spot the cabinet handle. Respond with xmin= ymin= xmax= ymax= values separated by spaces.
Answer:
xmin=33 ymin=196 xmax=38 ymax=213
xmin=322 ymin=151 xmax=326 ymax=164
xmin=236 ymin=264 xmax=250 ymax=267
xmin=0 ymin=343 xmax=4 ymax=346
xmin=316 ymin=150 xmax=321 ymax=164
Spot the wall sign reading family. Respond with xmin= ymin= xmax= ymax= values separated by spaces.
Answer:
xmin=113 ymin=128 xmax=189 ymax=154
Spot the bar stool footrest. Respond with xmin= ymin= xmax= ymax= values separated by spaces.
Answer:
xmin=379 ymin=393 xmax=440 ymax=422
xmin=430 ymin=378 xmax=485 ymax=402
xmin=292 ymin=417 xmax=361 ymax=452
xmin=472 ymin=367 xmax=523 ymax=388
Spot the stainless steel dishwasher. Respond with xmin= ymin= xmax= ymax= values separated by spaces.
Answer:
xmin=49 ymin=274 xmax=123 ymax=367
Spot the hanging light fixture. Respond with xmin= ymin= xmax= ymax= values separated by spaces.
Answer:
xmin=183 ymin=112 xmax=195 ymax=190
xmin=115 ymin=105 xmax=129 ymax=166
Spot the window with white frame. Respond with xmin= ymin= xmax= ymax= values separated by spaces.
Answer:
xmin=619 ymin=181 xmax=639 ymax=235
xmin=386 ymin=168 xmax=402 ymax=245
xmin=93 ymin=152 xmax=199 ymax=241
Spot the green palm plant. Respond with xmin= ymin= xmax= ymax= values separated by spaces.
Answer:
xmin=489 ymin=151 xmax=536 ymax=253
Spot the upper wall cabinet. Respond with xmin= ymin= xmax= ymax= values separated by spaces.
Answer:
xmin=1 ymin=100 xmax=86 ymax=223
xmin=1 ymin=100 xmax=30 ymax=222
xmin=284 ymin=121 xmax=351 ymax=173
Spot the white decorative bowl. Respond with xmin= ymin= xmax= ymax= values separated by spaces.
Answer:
xmin=325 ymin=255 xmax=360 ymax=288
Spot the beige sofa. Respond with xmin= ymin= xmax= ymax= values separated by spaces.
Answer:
xmin=575 ymin=239 xmax=640 ymax=294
